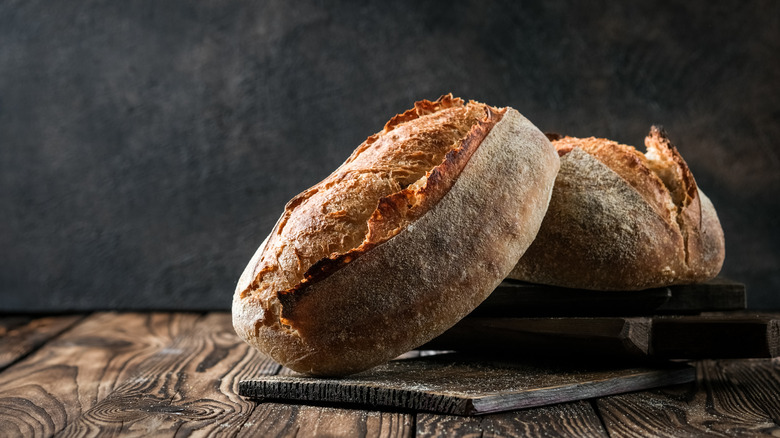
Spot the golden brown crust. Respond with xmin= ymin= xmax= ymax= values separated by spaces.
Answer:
xmin=554 ymin=135 xmax=676 ymax=225
xmin=509 ymin=127 xmax=725 ymax=290
xmin=237 ymin=95 xmax=490 ymax=318
xmin=233 ymin=98 xmax=559 ymax=375
xmin=277 ymin=106 xmax=505 ymax=314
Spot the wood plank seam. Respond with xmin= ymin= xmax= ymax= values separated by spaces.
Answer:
xmin=588 ymin=399 xmax=612 ymax=438
xmin=0 ymin=314 xmax=88 ymax=372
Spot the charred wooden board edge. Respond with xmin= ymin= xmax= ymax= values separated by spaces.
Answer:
xmin=469 ymin=366 xmax=696 ymax=415
xmin=476 ymin=279 xmax=746 ymax=317
xmin=238 ymin=364 xmax=696 ymax=416
xmin=239 ymin=379 xmax=471 ymax=415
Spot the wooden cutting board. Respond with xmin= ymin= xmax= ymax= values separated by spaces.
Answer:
xmin=240 ymin=354 xmax=695 ymax=416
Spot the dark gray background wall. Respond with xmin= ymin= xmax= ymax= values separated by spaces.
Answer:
xmin=2 ymin=1 xmax=778 ymax=311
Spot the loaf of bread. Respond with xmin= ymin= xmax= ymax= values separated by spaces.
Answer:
xmin=232 ymin=94 xmax=559 ymax=376
xmin=509 ymin=126 xmax=725 ymax=290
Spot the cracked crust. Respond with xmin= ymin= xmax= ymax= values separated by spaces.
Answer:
xmin=509 ymin=127 xmax=725 ymax=290
xmin=233 ymin=95 xmax=559 ymax=375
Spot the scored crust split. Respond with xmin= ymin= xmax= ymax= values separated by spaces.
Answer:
xmin=509 ymin=127 xmax=725 ymax=290
xmin=233 ymin=95 xmax=559 ymax=375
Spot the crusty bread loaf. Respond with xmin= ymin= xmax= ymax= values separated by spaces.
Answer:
xmin=509 ymin=126 xmax=725 ymax=290
xmin=233 ymin=94 xmax=559 ymax=376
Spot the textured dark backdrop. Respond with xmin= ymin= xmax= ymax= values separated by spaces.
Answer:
xmin=1 ymin=1 xmax=778 ymax=311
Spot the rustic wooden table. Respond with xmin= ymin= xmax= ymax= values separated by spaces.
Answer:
xmin=1 ymin=312 xmax=779 ymax=437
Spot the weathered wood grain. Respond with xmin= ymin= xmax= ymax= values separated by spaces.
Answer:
xmin=415 ymin=401 xmax=608 ymax=437
xmin=0 ymin=312 xmax=200 ymax=438
xmin=56 ymin=312 xmax=279 ymax=437
xmin=716 ymin=359 xmax=780 ymax=424
xmin=2 ymin=311 xmax=780 ymax=436
xmin=241 ymin=354 xmax=695 ymax=415
xmin=424 ymin=317 xmax=652 ymax=358
xmin=596 ymin=359 xmax=780 ymax=437
xmin=0 ymin=316 xmax=29 ymax=332
xmin=237 ymin=402 xmax=413 ymax=438
xmin=0 ymin=315 xmax=84 ymax=370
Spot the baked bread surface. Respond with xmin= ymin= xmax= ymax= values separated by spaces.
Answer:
xmin=233 ymin=95 xmax=559 ymax=375
xmin=509 ymin=127 xmax=725 ymax=290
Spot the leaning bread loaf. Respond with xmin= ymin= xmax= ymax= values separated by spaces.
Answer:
xmin=233 ymin=94 xmax=559 ymax=376
xmin=509 ymin=126 xmax=725 ymax=290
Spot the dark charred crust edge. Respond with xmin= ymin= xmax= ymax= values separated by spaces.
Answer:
xmin=383 ymin=94 xmax=465 ymax=132
xmin=647 ymin=125 xmax=698 ymax=205
xmin=277 ymin=105 xmax=507 ymax=317
xmin=646 ymin=125 xmax=701 ymax=267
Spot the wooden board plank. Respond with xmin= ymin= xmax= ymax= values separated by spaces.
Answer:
xmin=0 ymin=315 xmax=84 ymax=370
xmin=656 ymin=278 xmax=747 ymax=314
xmin=414 ymin=401 xmax=608 ymax=437
xmin=596 ymin=359 xmax=780 ymax=437
xmin=423 ymin=317 xmax=651 ymax=357
xmin=651 ymin=315 xmax=780 ymax=359
xmin=56 ymin=312 xmax=280 ymax=437
xmin=240 ymin=354 xmax=695 ymax=416
xmin=474 ymin=281 xmax=670 ymax=317
xmin=236 ymin=402 xmax=413 ymax=438
xmin=474 ymin=279 xmax=745 ymax=317
xmin=0 ymin=312 xmax=200 ymax=438
xmin=426 ymin=314 xmax=780 ymax=360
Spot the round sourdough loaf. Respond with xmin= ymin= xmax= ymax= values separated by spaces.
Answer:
xmin=509 ymin=127 xmax=725 ymax=290
xmin=232 ymin=94 xmax=559 ymax=375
